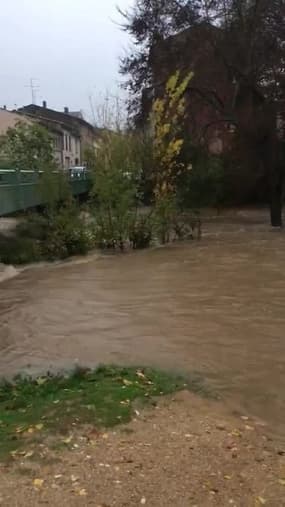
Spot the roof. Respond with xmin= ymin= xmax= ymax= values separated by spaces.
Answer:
xmin=17 ymin=104 xmax=97 ymax=135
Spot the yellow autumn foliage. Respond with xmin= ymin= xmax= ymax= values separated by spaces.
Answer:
xmin=151 ymin=70 xmax=193 ymax=198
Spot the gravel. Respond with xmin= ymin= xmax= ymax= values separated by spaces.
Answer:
xmin=0 ymin=391 xmax=284 ymax=506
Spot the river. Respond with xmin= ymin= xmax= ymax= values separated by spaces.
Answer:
xmin=0 ymin=209 xmax=285 ymax=438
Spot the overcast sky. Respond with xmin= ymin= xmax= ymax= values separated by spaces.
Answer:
xmin=0 ymin=0 xmax=134 ymax=119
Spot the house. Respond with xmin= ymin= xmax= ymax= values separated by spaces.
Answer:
xmin=17 ymin=102 xmax=99 ymax=169
xmin=0 ymin=108 xmax=33 ymax=136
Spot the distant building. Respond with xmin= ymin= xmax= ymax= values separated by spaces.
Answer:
xmin=17 ymin=102 xmax=99 ymax=168
xmin=0 ymin=108 xmax=33 ymax=136
xmin=142 ymin=24 xmax=235 ymax=153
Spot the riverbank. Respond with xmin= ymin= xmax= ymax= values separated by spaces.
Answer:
xmin=0 ymin=366 xmax=191 ymax=459
xmin=0 ymin=389 xmax=284 ymax=506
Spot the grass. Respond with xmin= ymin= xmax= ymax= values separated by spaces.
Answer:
xmin=0 ymin=365 xmax=199 ymax=460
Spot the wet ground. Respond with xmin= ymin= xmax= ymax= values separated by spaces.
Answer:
xmin=0 ymin=209 xmax=285 ymax=438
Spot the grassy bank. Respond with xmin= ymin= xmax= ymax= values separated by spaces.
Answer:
xmin=0 ymin=366 xmax=205 ymax=460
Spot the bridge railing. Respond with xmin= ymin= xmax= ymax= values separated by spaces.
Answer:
xmin=0 ymin=169 xmax=91 ymax=216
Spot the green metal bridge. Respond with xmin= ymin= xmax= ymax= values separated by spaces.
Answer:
xmin=0 ymin=169 xmax=92 ymax=216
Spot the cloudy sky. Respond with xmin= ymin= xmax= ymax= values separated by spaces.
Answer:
xmin=0 ymin=0 xmax=134 ymax=118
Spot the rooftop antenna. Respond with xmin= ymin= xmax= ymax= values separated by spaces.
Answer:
xmin=25 ymin=78 xmax=40 ymax=104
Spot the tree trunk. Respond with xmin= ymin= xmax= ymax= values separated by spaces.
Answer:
xmin=263 ymin=133 xmax=284 ymax=228
xmin=270 ymin=186 xmax=283 ymax=227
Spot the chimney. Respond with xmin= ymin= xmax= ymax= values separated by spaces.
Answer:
xmin=64 ymin=106 xmax=69 ymax=114
xmin=42 ymin=100 xmax=47 ymax=108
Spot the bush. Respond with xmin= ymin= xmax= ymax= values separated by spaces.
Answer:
xmin=154 ymin=195 xmax=177 ymax=244
xmin=177 ymin=151 xmax=226 ymax=209
xmin=129 ymin=212 xmax=153 ymax=249
xmin=0 ymin=203 xmax=95 ymax=265
xmin=90 ymin=131 xmax=144 ymax=249
xmin=0 ymin=234 xmax=41 ymax=265
xmin=40 ymin=205 xmax=94 ymax=260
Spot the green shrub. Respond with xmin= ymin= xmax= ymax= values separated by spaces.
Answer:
xmin=177 ymin=149 xmax=226 ymax=209
xmin=129 ymin=212 xmax=153 ymax=249
xmin=154 ymin=194 xmax=178 ymax=244
xmin=90 ymin=131 xmax=143 ymax=249
xmin=15 ymin=214 xmax=48 ymax=241
xmin=40 ymin=205 xmax=93 ymax=260
xmin=0 ymin=203 xmax=94 ymax=265
xmin=0 ymin=235 xmax=41 ymax=265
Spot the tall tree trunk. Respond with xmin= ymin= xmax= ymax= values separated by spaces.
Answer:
xmin=270 ymin=181 xmax=283 ymax=227
xmin=263 ymin=132 xmax=284 ymax=227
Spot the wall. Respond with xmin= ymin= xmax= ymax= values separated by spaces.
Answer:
xmin=62 ymin=130 xmax=81 ymax=169
xmin=0 ymin=109 xmax=32 ymax=136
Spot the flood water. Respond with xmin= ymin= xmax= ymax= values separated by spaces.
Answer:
xmin=1 ymin=209 xmax=285 ymax=438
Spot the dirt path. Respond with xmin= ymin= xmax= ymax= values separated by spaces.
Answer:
xmin=1 ymin=391 xmax=284 ymax=506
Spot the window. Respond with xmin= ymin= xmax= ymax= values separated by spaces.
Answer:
xmin=69 ymin=136 xmax=72 ymax=152
xmin=54 ymin=135 xmax=63 ymax=150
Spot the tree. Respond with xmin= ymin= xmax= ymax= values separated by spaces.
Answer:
xmin=121 ymin=0 xmax=285 ymax=226
xmin=203 ymin=0 xmax=285 ymax=226
xmin=2 ymin=122 xmax=55 ymax=171
xmin=90 ymin=131 xmax=141 ymax=248
xmin=151 ymin=71 xmax=193 ymax=242
xmin=119 ymin=0 xmax=200 ymax=119
xmin=152 ymin=71 xmax=193 ymax=196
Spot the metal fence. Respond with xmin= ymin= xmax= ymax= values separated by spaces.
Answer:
xmin=0 ymin=169 xmax=91 ymax=216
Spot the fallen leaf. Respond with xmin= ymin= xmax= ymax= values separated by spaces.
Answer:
xmin=245 ymin=425 xmax=255 ymax=431
xmin=140 ymin=498 xmax=146 ymax=505
xmin=33 ymin=478 xmax=44 ymax=488
xmin=53 ymin=400 xmax=60 ymax=404
xmin=35 ymin=424 xmax=44 ymax=431
xmin=16 ymin=426 xmax=25 ymax=434
xmin=278 ymin=479 xmax=285 ymax=486
xmin=63 ymin=435 xmax=73 ymax=444
xmin=134 ymin=410 xmax=140 ymax=417
xmin=241 ymin=416 xmax=249 ymax=421
xmin=71 ymin=475 xmax=79 ymax=483
xmin=224 ymin=475 xmax=232 ymax=480
xmin=136 ymin=370 xmax=146 ymax=380
xmin=122 ymin=379 xmax=133 ymax=386
xmin=36 ymin=377 xmax=47 ymax=386
xmin=27 ymin=427 xmax=35 ymax=434
xmin=78 ymin=489 xmax=87 ymax=496
xmin=24 ymin=450 xmax=34 ymax=459
xmin=256 ymin=497 xmax=266 ymax=505
xmin=54 ymin=474 xmax=62 ymax=479
xmin=102 ymin=433 xmax=109 ymax=439
xmin=230 ymin=429 xmax=242 ymax=437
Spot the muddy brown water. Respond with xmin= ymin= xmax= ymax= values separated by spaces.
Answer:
xmin=0 ymin=210 xmax=285 ymax=439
